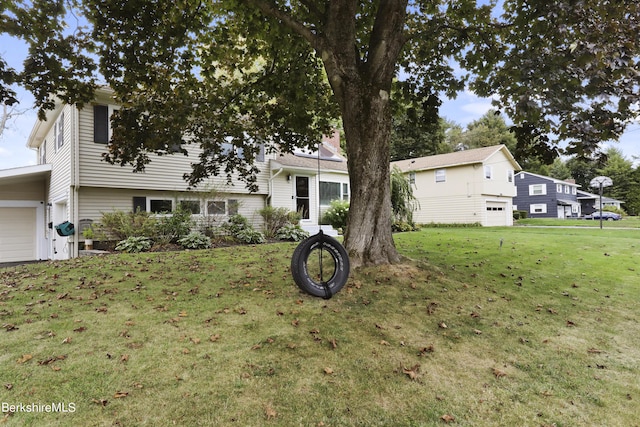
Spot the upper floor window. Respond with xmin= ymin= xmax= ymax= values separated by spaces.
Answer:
xmin=39 ymin=140 xmax=46 ymax=164
xmin=435 ymin=169 xmax=446 ymax=183
xmin=55 ymin=112 xmax=65 ymax=151
xmin=507 ymin=170 xmax=513 ymax=183
xmin=484 ymin=165 xmax=493 ymax=179
xmin=572 ymin=187 xmax=577 ymax=195
xmin=94 ymin=105 xmax=110 ymax=144
xmin=556 ymin=184 xmax=563 ymax=193
xmin=564 ymin=185 xmax=570 ymax=194
xmin=529 ymin=184 xmax=547 ymax=196
xmin=409 ymin=172 xmax=416 ymax=185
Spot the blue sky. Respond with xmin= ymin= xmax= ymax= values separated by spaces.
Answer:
xmin=1 ymin=31 xmax=639 ymax=170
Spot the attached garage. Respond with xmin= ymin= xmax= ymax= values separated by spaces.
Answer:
xmin=485 ymin=201 xmax=510 ymax=227
xmin=0 ymin=207 xmax=38 ymax=262
xmin=0 ymin=164 xmax=51 ymax=263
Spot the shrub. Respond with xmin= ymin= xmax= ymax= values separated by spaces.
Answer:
xmin=220 ymin=214 xmax=250 ymax=236
xmin=276 ymin=224 xmax=309 ymax=241
xmin=258 ymin=206 xmax=292 ymax=238
xmin=221 ymin=214 xmax=265 ymax=244
xmin=177 ymin=232 xmax=212 ymax=249
xmin=154 ymin=206 xmax=192 ymax=245
xmin=97 ymin=209 xmax=157 ymax=240
xmin=321 ymin=200 xmax=349 ymax=232
xmin=115 ymin=236 xmax=152 ymax=253
xmin=235 ymin=228 xmax=266 ymax=244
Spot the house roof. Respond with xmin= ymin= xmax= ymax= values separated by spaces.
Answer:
xmin=271 ymin=141 xmax=348 ymax=173
xmin=391 ymin=145 xmax=521 ymax=172
xmin=515 ymin=171 xmax=581 ymax=188
xmin=0 ymin=164 xmax=52 ymax=185
xmin=576 ymin=189 xmax=624 ymax=204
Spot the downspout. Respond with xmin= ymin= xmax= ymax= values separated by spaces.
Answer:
xmin=71 ymin=105 xmax=81 ymax=258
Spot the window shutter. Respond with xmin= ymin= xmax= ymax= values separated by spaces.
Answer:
xmin=94 ymin=105 xmax=109 ymax=144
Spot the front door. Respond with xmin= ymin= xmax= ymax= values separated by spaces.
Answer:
xmin=295 ymin=176 xmax=310 ymax=220
xmin=52 ymin=201 xmax=69 ymax=260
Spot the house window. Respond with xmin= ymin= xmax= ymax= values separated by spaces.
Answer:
xmin=320 ymin=181 xmax=342 ymax=205
xmin=94 ymin=105 xmax=110 ymax=144
xmin=409 ymin=172 xmax=416 ymax=185
xmin=507 ymin=170 xmax=513 ymax=183
xmin=572 ymin=187 xmax=577 ymax=195
xmin=150 ymin=199 xmax=173 ymax=213
xmin=530 ymin=204 xmax=547 ymax=214
xmin=179 ymin=200 xmax=201 ymax=214
xmin=342 ymin=183 xmax=349 ymax=200
xmin=556 ymin=184 xmax=563 ymax=193
xmin=208 ymin=201 xmax=226 ymax=215
xmin=435 ymin=169 xmax=446 ymax=183
xmin=56 ymin=112 xmax=65 ymax=150
xmin=39 ymin=140 xmax=46 ymax=164
xmin=529 ymin=184 xmax=547 ymax=196
xmin=228 ymin=199 xmax=239 ymax=215
xmin=484 ymin=165 xmax=493 ymax=179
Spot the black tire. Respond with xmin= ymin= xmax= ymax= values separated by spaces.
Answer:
xmin=291 ymin=232 xmax=350 ymax=298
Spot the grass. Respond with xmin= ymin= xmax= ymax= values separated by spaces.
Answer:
xmin=1 ymin=227 xmax=639 ymax=426
xmin=516 ymin=215 xmax=640 ymax=228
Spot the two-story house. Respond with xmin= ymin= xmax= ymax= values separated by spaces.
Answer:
xmin=391 ymin=145 xmax=521 ymax=227
xmin=512 ymin=171 xmax=581 ymax=218
xmin=0 ymin=88 xmax=348 ymax=263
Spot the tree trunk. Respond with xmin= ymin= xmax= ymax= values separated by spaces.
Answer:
xmin=340 ymin=83 xmax=402 ymax=267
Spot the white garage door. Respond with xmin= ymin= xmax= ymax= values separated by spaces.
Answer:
xmin=0 ymin=207 xmax=37 ymax=262
xmin=485 ymin=201 xmax=508 ymax=227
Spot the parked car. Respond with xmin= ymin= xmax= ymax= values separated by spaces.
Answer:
xmin=586 ymin=211 xmax=622 ymax=221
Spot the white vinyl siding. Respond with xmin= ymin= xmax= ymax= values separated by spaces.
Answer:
xmin=77 ymin=106 xmax=271 ymax=194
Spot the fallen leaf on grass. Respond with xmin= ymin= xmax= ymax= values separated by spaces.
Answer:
xmin=324 ymin=367 xmax=334 ymax=375
xmin=92 ymin=399 xmax=108 ymax=406
xmin=473 ymin=329 xmax=482 ymax=335
xmin=587 ymin=348 xmax=604 ymax=354
xmin=380 ymin=340 xmax=390 ymax=346
xmin=403 ymin=364 xmax=420 ymax=380
xmin=566 ymin=320 xmax=577 ymax=327
xmin=16 ymin=354 xmax=32 ymax=364
xmin=5 ymin=384 xmax=13 ymax=390
xmin=438 ymin=322 xmax=448 ymax=329
xmin=62 ymin=337 xmax=72 ymax=344
xmin=113 ymin=391 xmax=128 ymax=399
xmin=441 ymin=414 xmax=455 ymax=423
xmin=265 ymin=405 xmax=277 ymax=420
xmin=418 ymin=345 xmax=435 ymax=356
xmin=120 ymin=354 xmax=129 ymax=363
xmin=209 ymin=334 xmax=221 ymax=342
xmin=492 ymin=368 xmax=507 ymax=378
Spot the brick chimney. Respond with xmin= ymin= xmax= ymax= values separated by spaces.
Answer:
xmin=322 ymin=129 xmax=341 ymax=154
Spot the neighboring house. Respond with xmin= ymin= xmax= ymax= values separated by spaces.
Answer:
xmin=512 ymin=171 xmax=581 ymax=218
xmin=576 ymin=189 xmax=624 ymax=215
xmin=0 ymin=88 xmax=348 ymax=263
xmin=391 ymin=145 xmax=521 ymax=227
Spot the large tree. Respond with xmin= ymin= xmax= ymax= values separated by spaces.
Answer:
xmin=2 ymin=1 xmax=639 ymax=267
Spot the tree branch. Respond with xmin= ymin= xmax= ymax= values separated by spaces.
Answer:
xmin=245 ymin=0 xmax=319 ymax=48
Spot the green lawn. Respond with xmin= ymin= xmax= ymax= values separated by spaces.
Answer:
xmin=516 ymin=216 xmax=640 ymax=228
xmin=1 ymin=227 xmax=639 ymax=426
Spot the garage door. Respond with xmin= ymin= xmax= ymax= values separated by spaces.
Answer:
xmin=0 ymin=207 xmax=37 ymax=262
xmin=485 ymin=202 xmax=508 ymax=227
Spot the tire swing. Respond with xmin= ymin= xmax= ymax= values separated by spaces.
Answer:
xmin=291 ymin=230 xmax=350 ymax=299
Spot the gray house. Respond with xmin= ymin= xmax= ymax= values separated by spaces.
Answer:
xmin=576 ymin=190 xmax=624 ymax=216
xmin=513 ymin=172 xmax=581 ymax=218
